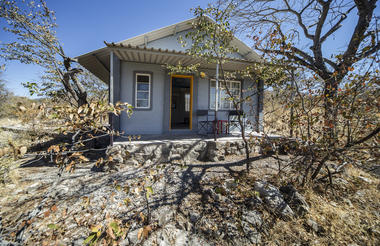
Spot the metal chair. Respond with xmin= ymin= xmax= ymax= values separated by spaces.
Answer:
xmin=197 ymin=110 xmax=214 ymax=134
xmin=228 ymin=110 xmax=245 ymax=133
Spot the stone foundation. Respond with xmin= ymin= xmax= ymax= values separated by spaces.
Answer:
xmin=107 ymin=139 xmax=261 ymax=165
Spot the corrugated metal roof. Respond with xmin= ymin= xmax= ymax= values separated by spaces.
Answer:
xmin=75 ymin=16 xmax=262 ymax=84
xmin=105 ymin=42 xmax=258 ymax=65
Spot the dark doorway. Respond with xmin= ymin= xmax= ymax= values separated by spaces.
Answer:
xmin=170 ymin=76 xmax=193 ymax=129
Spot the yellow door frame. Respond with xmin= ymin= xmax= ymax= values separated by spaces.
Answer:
xmin=169 ymin=74 xmax=193 ymax=130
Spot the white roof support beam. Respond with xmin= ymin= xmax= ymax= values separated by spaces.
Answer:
xmin=109 ymin=51 xmax=121 ymax=132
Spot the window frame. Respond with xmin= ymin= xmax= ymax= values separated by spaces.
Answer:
xmin=134 ymin=72 xmax=152 ymax=110
xmin=209 ymin=79 xmax=241 ymax=110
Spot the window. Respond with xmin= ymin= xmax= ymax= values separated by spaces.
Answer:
xmin=210 ymin=79 xmax=241 ymax=110
xmin=135 ymin=73 xmax=151 ymax=109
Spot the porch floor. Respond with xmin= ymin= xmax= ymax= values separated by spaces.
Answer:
xmin=113 ymin=131 xmax=282 ymax=145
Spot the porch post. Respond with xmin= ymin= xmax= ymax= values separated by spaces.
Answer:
xmin=162 ymin=73 xmax=171 ymax=134
xmin=255 ymin=79 xmax=264 ymax=132
xmin=214 ymin=62 xmax=219 ymax=141
xmin=109 ymin=51 xmax=121 ymax=144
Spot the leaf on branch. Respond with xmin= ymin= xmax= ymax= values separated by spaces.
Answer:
xmin=145 ymin=186 xmax=153 ymax=199
xmin=143 ymin=225 xmax=152 ymax=237
xmin=137 ymin=225 xmax=152 ymax=240
xmin=137 ymin=228 xmax=143 ymax=240
xmin=139 ymin=212 xmax=146 ymax=223
xmin=47 ymin=224 xmax=58 ymax=230
xmin=124 ymin=198 xmax=131 ymax=206
xmin=95 ymin=157 xmax=104 ymax=167
xmin=83 ymin=233 xmax=97 ymax=245
xmin=44 ymin=210 xmax=50 ymax=218
xmin=19 ymin=106 xmax=26 ymax=112
xmin=78 ymin=155 xmax=89 ymax=162
xmin=91 ymin=225 xmax=102 ymax=237
xmin=108 ymin=221 xmax=120 ymax=239
xmin=107 ymin=224 xmax=116 ymax=240
xmin=66 ymin=161 xmax=75 ymax=172
xmin=51 ymin=204 xmax=57 ymax=212
xmin=47 ymin=145 xmax=59 ymax=153
xmin=19 ymin=146 xmax=27 ymax=156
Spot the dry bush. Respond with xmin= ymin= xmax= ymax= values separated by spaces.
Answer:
xmin=0 ymin=95 xmax=34 ymax=119
xmin=264 ymin=165 xmax=379 ymax=245
xmin=264 ymin=90 xmax=291 ymax=136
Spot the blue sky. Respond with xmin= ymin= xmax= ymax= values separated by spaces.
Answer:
xmin=1 ymin=1 xmax=378 ymax=97
xmin=0 ymin=0 xmax=206 ymax=96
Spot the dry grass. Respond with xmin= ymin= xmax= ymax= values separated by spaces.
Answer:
xmin=208 ymin=154 xmax=380 ymax=245
xmin=263 ymin=91 xmax=379 ymax=244
xmin=0 ymin=127 xmax=54 ymax=184
xmin=265 ymin=166 xmax=380 ymax=245
xmin=263 ymin=91 xmax=291 ymax=136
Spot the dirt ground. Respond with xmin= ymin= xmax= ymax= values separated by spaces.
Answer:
xmin=0 ymin=152 xmax=379 ymax=245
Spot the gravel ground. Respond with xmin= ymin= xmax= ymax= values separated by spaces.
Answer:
xmin=0 ymin=154 xmax=284 ymax=245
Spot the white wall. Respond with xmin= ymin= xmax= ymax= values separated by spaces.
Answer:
xmin=146 ymin=30 xmax=245 ymax=60
xmin=118 ymin=62 xmax=261 ymax=135
xmin=120 ymin=61 xmax=165 ymax=134
xmin=198 ymin=78 xmax=209 ymax=110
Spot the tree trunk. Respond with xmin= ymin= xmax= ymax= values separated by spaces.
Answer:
xmin=289 ymin=72 xmax=295 ymax=138
xmin=323 ymin=76 xmax=339 ymax=146
xmin=218 ymin=64 xmax=250 ymax=171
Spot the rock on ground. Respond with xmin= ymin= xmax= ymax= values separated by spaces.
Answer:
xmin=254 ymin=181 xmax=295 ymax=220
xmin=280 ymin=184 xmax=310 ymax=216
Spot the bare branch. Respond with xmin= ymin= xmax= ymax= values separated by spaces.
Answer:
xmin=357 ymin=42 xmax=380 ymax=59
xmin=341 ymin=0 xmax=377 ymax=66
xmin=312 ymin=0 xmax=332 ymax=72
xmin=320 ymin=5 xmax=355 ymax=43
xmin=258 ymin=48 xmax=316 ymax=71
xmin=283 ymin=0 xmax=315 ymax=40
